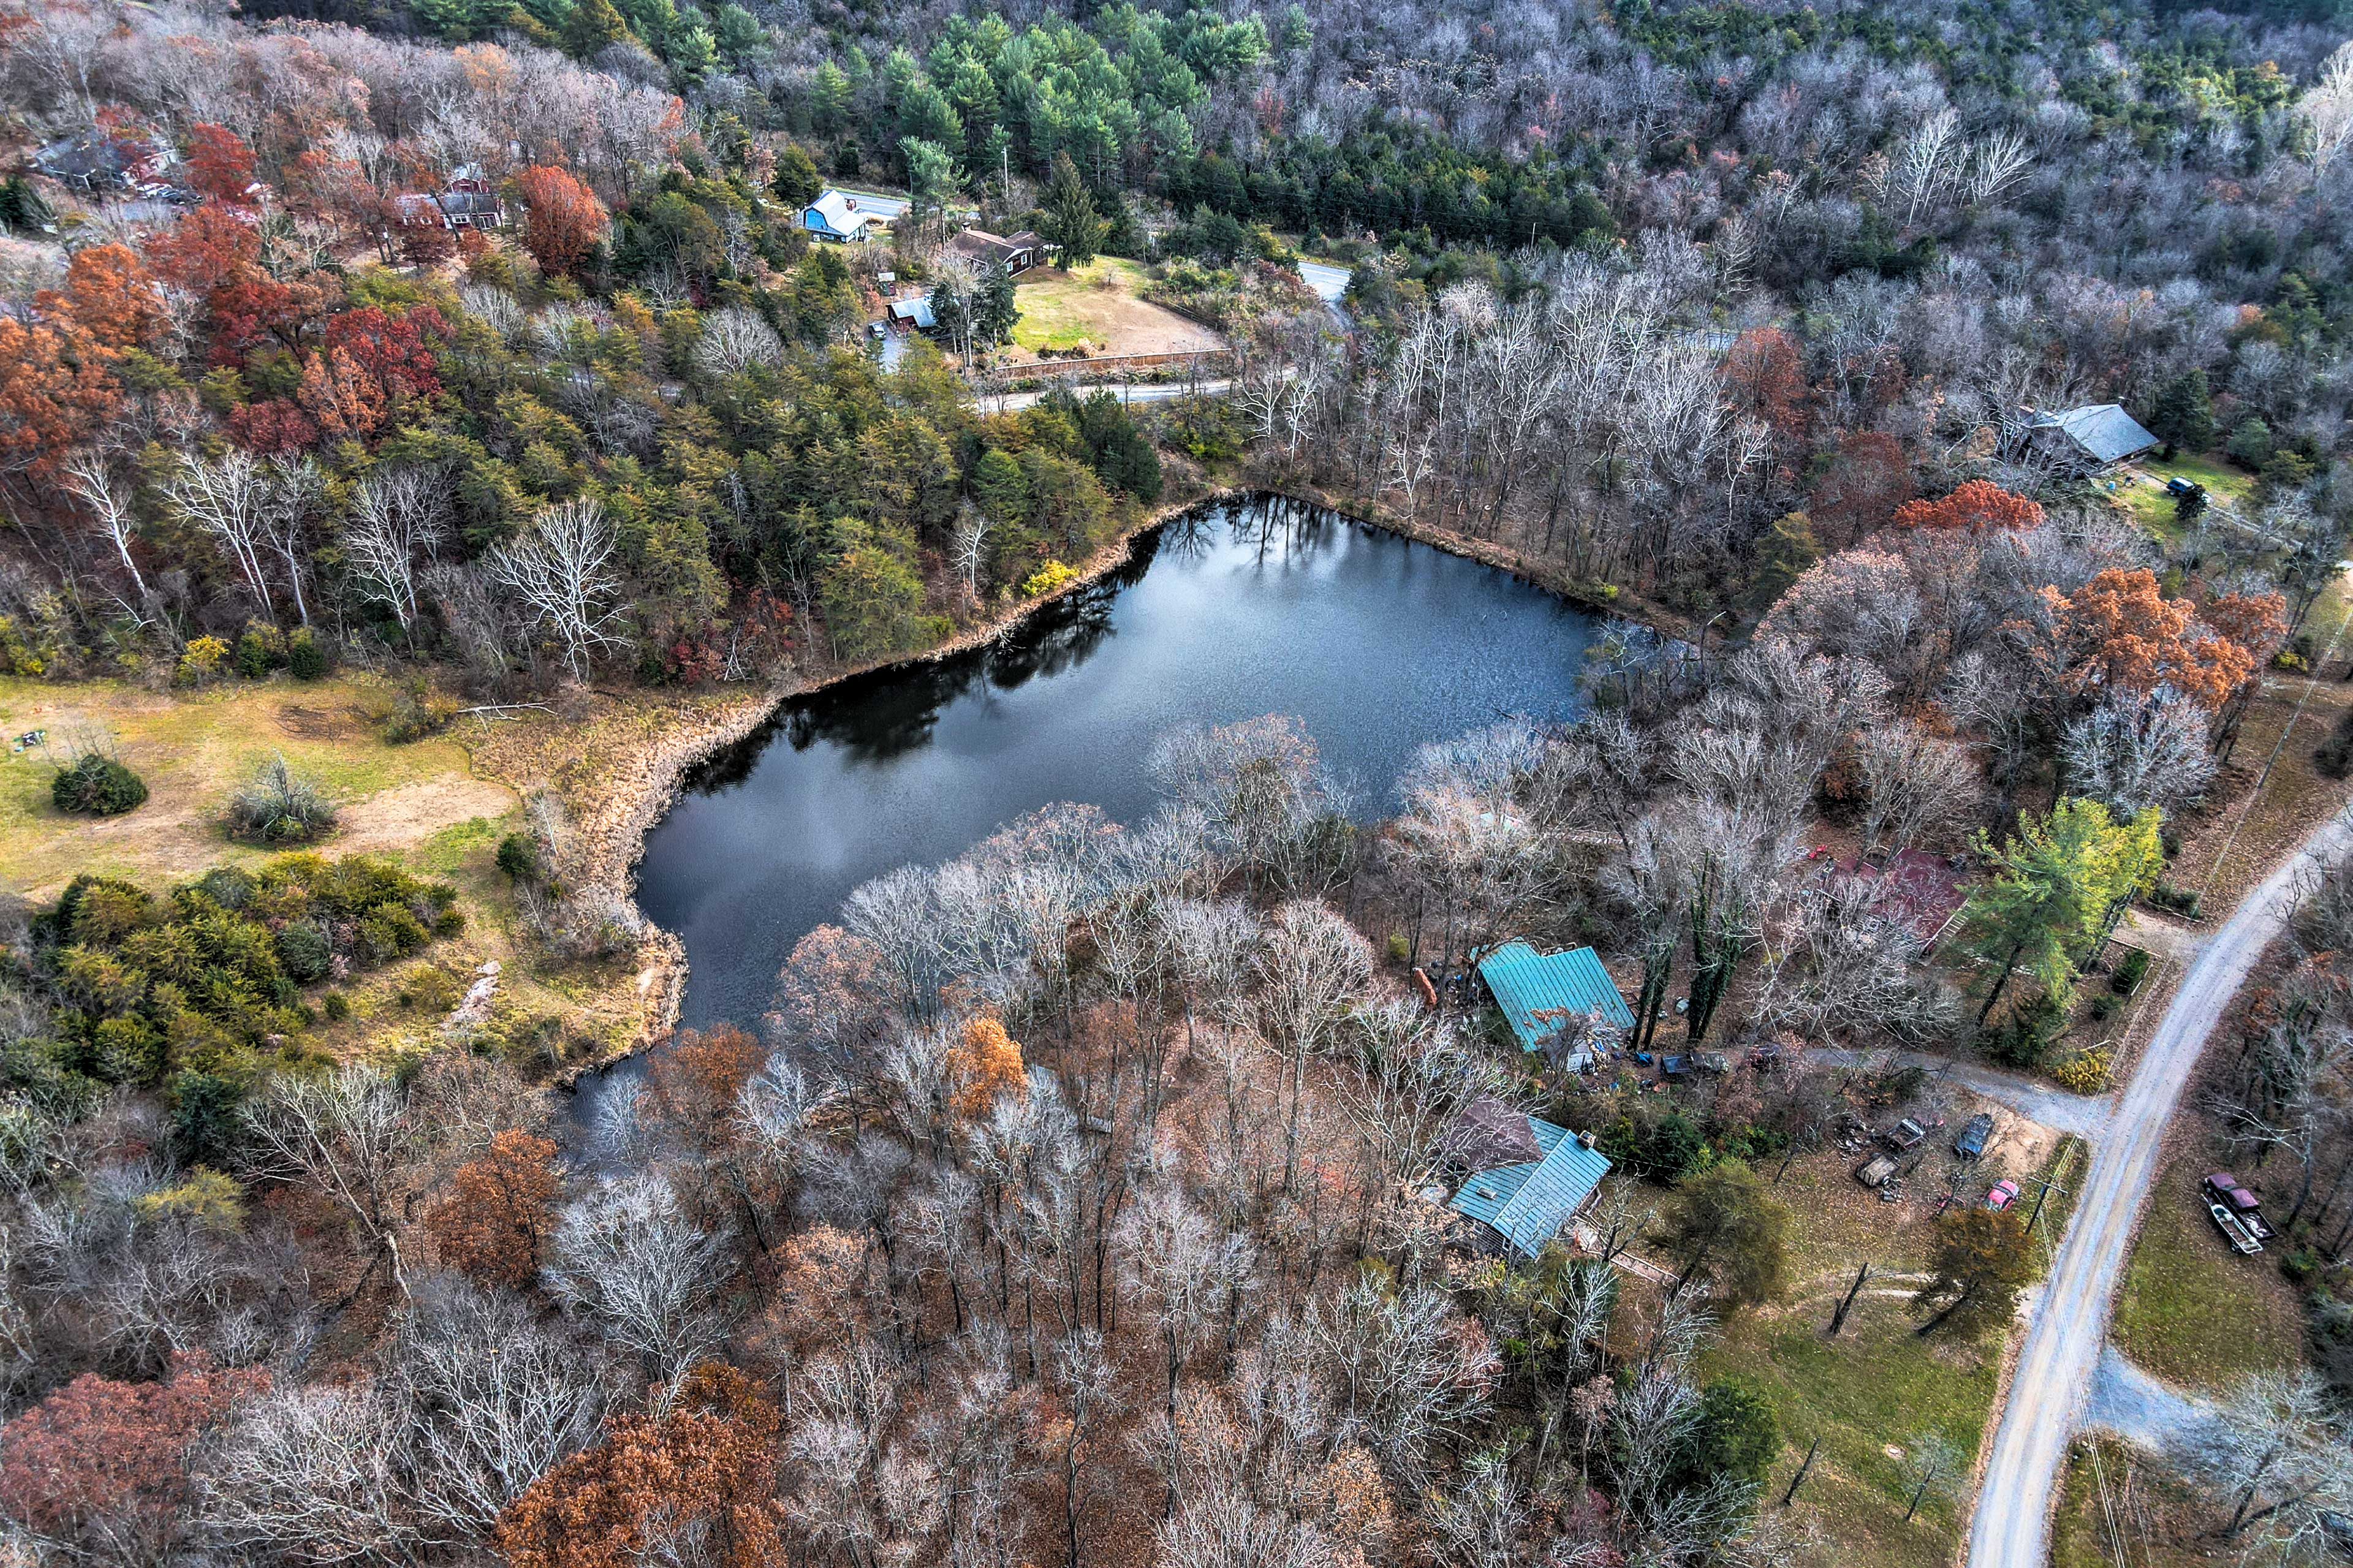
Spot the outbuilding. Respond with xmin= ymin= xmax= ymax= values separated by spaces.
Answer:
xmin=1476 ymin=941 xmax=1635 ymax=1069
xmin=2027 ymin=403 xmax=2160 ymax=472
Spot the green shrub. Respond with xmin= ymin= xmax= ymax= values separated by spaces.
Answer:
xmin=176 ymin=635 xmax=229 ymax=687
xmin=496 ymin=833 xmax=540 ymax=882
xmin=275 ymin=920 xmax=332 ymax=983
xmin=360 ymin=901 xmax=430 ymax=963
xmin=1384 ymin=931 xmax=1409 ymax=965
xmin=2317 ymin=708 xmax=2353 ymax=781
xmin=2111 ymin=948 xmax=2151 ymax=996
xmin=2146 ymin=882 xmax=2202 ymax=918
xmin=2086 ymin=993 xmax=2115 ymax=1022
xmin=322 ymin=990 xmax=350 ymax=1021
xmin=381 ymin=678 xmax=455 ymax=744
xmin=1988 ymin=990 xmax=2068 ymax=1068
xmin=235 ymin=621 xmax=287 ymax=678
xmin=287 ymin=626 xmax=327 ymax=680
xmin=51 ymin=753 xmax=147 ymax=816
xmin=227 ymin=753 xmax=337 ymax=843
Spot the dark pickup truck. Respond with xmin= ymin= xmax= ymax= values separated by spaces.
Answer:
xmin=1955 ymin=1113 xmax=1996 ymax=1159
xmin=2203 ymin=1172 xmax=2276 ymax=1244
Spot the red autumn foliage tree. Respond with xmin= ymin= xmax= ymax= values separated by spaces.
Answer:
xmin=2041 ymin=567 xmax=2255 ymax=713
xmin=183 ymin=123 xmax=259 ymax=206
xmin=143 ymin=205 xmax=263 ymax=295
xmin=1721 ymin=326 xmax=1809 ymax=447
xmin=946 ymin=1015 xmax=1026 ymax=1117
xmin=1892 ymin=479 xmax=2045 ymax=532
xmin=294 ymin=344 xmax=388 ymax=441
xmin=513 ymin=165 xmax=608 ymax=279
xmin=323 ymin=305 xmax=445 ymax=401
xmin=426 ymin=1129 xmax=563 ymax=1289
xmin=225 ymin=398 xmax=320 ymax=455
xmin=1806 ymin=430 xmax=1915 ymax=547
xmin=0 ymin=1350 xmax=268 ymax=1561
xmin=493 ymin=1363 xmax=785 ymax=1568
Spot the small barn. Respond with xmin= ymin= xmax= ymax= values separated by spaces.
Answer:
xmin=1443 ymin=1100 xmax=1614 ymax=1260
xmin=1476 ymin=941 xmax=1634 ymax=1069
xmin=887 ymin=296 xmax=936 ymax=333
xmin=2028 ymin=404 xmax=2159 ymax=472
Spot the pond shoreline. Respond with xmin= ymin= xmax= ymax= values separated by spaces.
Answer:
xmin=566 ymin=480 xmax=1651 ymax=1087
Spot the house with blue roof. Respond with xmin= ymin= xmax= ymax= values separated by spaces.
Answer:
xmin=1476 ymin=941 xmax=1634 ymax=1070
xmin=1441 ymin=1096 xmax=1613 ymax=1260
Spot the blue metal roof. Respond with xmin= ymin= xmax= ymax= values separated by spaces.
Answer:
xmin=1448 ymin=1113 xmax=1613 ymax=1258
xmin=1477 ymin=941 xmax=1635 ymax=1050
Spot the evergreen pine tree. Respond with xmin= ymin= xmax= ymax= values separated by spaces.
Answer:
xmin=1040 ymin=152 xmax=1108 ymax=267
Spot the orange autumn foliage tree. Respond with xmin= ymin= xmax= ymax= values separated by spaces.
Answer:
xmin=425 ymin=1129 xmax=563 ymax=1289
xmin=39 ymin=244 xmax=164 ymax=353
xmin=493 ymin=1364 xmax=784 ymax=1568
xmin=514 ymin=165 xmax=608 ymax=278
xmin=947 ymin=1016 xmax=1026 ymax=1116
xmin=1892 ymin=479 xmax=2045 ymax=532
xmin=0 ymin=318 xmax=121 ymax=480
xmin=0 ymin=1350 xmax=267 ymax=1561
xmin=647 ymin=1023 xmax=767 ymax=1157
xmin=2042 ymin=567 xmax=2254 ymax=713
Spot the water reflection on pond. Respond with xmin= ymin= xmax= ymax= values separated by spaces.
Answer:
xmin=629 ymin=493 xmax=1608 ymax=1043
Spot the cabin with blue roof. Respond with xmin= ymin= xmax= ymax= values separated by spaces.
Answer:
xmin=1439 ymin=1096 xmax=1613 ymax=1260
xmin=1476 ymin=941 xmax=1634 ymax=1069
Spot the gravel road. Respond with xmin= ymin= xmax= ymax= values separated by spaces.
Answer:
xmin=1965 ymin=809 xmax=2352 ymax=1568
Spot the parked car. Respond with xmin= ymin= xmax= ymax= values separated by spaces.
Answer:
xmin=1986 ymin=1178 xmax=2020 ymax=1210
xmin=1955 ymin=1113 xmax=1996 ymax=1159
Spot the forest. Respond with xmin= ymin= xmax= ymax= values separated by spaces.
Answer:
xmin=2 ymin=0 xmax=2353 ymax=1562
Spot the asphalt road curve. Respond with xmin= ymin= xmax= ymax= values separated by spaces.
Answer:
xmin=1966 ymin=808 xmax=2353 ymax=1567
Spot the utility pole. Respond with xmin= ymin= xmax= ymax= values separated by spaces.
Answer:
xmin=2020 ymin=1172 xmax=2069 ymax=1236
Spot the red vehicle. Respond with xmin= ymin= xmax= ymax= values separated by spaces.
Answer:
xmin=1986 ymin=1178 xmax=2020 ymax=1211
xmin=2203 ymin=1172 xmax=2276 ymax=1242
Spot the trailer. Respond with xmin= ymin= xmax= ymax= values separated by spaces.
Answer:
xmin=1855 ymin=1153 xmax=1900 ymax=1188
xmin=2209 ymin=1201 xmax=2265 ymax=1255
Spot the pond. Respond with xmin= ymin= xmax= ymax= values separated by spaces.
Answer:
xmin=607 ymin=492 xmax=1608 ymax=1099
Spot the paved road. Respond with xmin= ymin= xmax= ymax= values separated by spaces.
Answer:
xmin=985 ymin=377 xmax=1232 ymax=414
xmin=1966 ymin=809 xmax=2353 ymax=1568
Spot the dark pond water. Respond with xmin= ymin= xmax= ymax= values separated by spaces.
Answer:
xmin=625 ymin=491 xmax=1607 ymax=1051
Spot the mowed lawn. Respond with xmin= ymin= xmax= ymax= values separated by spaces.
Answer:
xmin=0 ymin=673 xmax=515 ymax=898
xmin=2110 ymin=1146 xmax=2306 ymax=1394
xmin=1680 ymin=1150 xmax=2006 ymax=1568
xmin=2105 ymin=450 xmax=2259 ymax=539
xmin=1007 ymin=257 xmax=1224 ymax=357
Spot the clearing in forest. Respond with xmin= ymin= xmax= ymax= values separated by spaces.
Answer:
xmin=1005 ymin=257 xmax=1225 ymax=360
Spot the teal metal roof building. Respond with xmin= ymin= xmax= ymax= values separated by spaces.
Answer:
xmin=1448 ymin=1112 xmax=1615 ymax=1259
xmin=1477 ymin=942 xmax=1635 ymax=1055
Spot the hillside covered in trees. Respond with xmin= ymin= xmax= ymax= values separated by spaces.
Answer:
xmin=3 ymin=0 xmax=2353 ymax=1563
